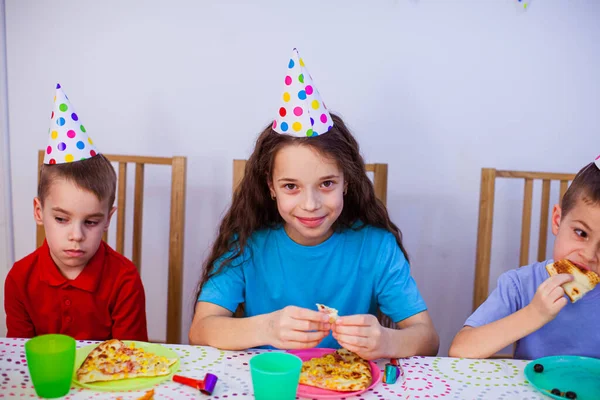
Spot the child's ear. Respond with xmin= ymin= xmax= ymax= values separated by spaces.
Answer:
xmin=33 ymin=198 xmax=44 ymax=226
xmin=551 ymin=204 xmax=562 ymax=235
xmin=104 ymin=206 xmax=117 ymax=231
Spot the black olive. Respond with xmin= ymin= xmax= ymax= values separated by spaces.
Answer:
xmin=551 ymin=388 xmax=561 ymax=396
xmin=533 ymin=363 xmax=544 ymax=373
xmin=565 ymin=391 xmax=577 ymax=399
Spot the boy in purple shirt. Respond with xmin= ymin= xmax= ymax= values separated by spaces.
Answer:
xmin=450 ymin=158 xmax=600 ymax=359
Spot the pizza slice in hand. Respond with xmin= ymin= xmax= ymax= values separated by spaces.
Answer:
xmin=545 ymin=259 xmax=600 ymax=302
xmin=316 ymin=303 xmax=339 ymax=323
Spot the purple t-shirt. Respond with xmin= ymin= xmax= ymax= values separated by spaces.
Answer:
xmin=465 ymin=259 xmax=600 ymax=360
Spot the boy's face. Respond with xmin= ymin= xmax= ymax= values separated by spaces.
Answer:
xmin=552 ymin=197 xmax=600 ymax=274
xmin=268 ymin=144 xmax=347 ymax=246
xmin=34 ymin=178 xmax=116 ymax=272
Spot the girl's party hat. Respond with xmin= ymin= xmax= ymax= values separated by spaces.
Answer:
xmin=272 ymin=48 xmax=333 ymax=137
xmin=44 ymin=83 xmax=98 ymax=164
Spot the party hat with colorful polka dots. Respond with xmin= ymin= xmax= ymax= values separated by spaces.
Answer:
xmin=272 ymin=48 xmax=333 ymax=137
xmin=44 ymin=83 xmax=98 ymax=165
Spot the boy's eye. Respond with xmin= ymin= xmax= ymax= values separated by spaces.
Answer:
xmin=284 ymin=183 xmax=297 ymax=190
xmin=55 ymin=217 xmax=66 ymax=223
xmin=575 ymin=229 xmax=588 ymax=238
xmin=85 ymin=220 xmax=99 ymax=226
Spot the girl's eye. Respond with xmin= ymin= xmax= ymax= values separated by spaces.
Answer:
xmin=284 ymin=184 xmax=297 ymax=190
xmin=575 ymin=229 xmax=588 ymax=238
xmin=321 ymin=180 xmax=334 ymax=188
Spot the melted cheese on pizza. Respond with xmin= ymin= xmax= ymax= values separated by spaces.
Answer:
xmin=76 ymin=339 xmax=177 ymax=383
xmin=299 ymin=349 xmax=371 ymax=392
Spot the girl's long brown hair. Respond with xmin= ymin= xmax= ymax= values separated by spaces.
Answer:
xmin=194 ymin=113 xmax=409 ymax=303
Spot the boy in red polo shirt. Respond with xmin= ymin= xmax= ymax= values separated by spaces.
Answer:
xmin=4 ymin=84 xmax=148 ymax=341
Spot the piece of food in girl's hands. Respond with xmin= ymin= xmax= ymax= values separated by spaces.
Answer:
xmin=545 ymin=259 xmax=600 ymax=302
xmin=76 ymin=339 xmax=177 ymax=383
xmin=316 ymin=303 xmax=339 ymax=323
xmin=299 ymin=348 xmax=371 ymax=391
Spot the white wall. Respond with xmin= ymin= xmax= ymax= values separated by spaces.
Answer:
xmin=0 ymin=0 xmax=13 ymax=338
xmin=4 ymin=0 xmax=600 ymax=352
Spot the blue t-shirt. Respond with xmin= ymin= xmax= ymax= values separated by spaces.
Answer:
xmin=198 ymin=224 xmax=427 ymax=349
xmin=465 ymin=259 xmax=600 ymax=360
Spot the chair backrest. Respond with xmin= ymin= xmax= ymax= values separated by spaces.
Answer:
xmin=232 ymin=159 xmax=397 ymax=328
xmin=233 ymin=159 xmax=389 ymax=205
xmin=473 ymin=168 xmax=576 ymax=312
xmin=473 ymin=168 xmax=576 ymax=358
xmin=37 ymin=150 xmax=187 ymax=344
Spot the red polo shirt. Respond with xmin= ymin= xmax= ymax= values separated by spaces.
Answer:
xmin=4 ymin=240 xmax=148 ymax=341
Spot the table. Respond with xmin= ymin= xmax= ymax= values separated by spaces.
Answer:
xmin=0 ymin=338 xmax=545 ymax=399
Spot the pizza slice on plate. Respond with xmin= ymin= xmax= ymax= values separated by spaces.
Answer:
xmin=299 ymin=348 xmax=372 ymax=392
xmin=76 ymin=339 xmax=177 ymax=384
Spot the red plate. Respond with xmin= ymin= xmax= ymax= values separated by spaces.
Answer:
xmin=287 ymin=348 xmax=382 ymax=399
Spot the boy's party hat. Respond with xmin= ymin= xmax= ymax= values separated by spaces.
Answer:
xmin=595 ymin=154 xmax=600 ymax=170
xmin=44 ymin=83 xmax=98 ymax=165
xmin=272 ymin=48 xmax=333 ymax=137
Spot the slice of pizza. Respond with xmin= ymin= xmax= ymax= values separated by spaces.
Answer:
xmin=299 ymin=349 xmax=371 ymax=392
xmin=545 ymin=259 xmax=600 ymax=302
xmin=316 ymin=303 xmax=339 ymax=323
xmin=76 ymin=339 xmax=177 ymax=384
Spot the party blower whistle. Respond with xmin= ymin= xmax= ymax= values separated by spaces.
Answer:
xmin=173 ymin=373 xmax=218 ymax=395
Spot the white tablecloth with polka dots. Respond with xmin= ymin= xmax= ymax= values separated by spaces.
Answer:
xmin=0 ymin=338 xmax=546 ymax=399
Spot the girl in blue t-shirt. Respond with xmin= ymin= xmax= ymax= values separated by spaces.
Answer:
xmin=189 ymin=49 xmax=438 ymax=360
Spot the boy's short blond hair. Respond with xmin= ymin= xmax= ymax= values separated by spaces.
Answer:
xmin=561 ymin=162 xmax=600 ymax=216
xmin=37 ymin=154 xmax=117 ymax=209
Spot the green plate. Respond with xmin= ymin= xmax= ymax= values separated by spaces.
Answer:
xmin=524 ymin=355 xmax=600 ymax=400
xmin=72 ymin=341 xmax=180 ymax=392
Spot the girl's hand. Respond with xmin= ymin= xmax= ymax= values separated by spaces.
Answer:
xmin=332 ymin=314 xmax=389 ymax=360
xmin=267 ymin=306 xmax=331 ymax=349
xmin=527 ymin=274 xmax=573 ymax=324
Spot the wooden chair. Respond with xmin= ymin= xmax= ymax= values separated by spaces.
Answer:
xmin=233 ymin=159 xmax=397 ymax=328
xmin=37 ymin=151 xmax=187 ymax=344
xmin=473 ymin=168 xmax=576 ymax=357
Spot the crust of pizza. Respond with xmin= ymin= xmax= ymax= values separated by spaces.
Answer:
xmin=76 ymin=339 xmax=177 ymax=384
xmin=316 ymin=303 xmax=339 ymax=323
xmin=117 ymin=389 xmax=154 ymax=400
xmin=299 ymin=349 xmax=371 ymax=392
xmin=546 ymin=259 xmax=600 ymax=302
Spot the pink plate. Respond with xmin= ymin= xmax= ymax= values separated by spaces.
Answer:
xmin=287 ymin=348 xmax=382 ymax=399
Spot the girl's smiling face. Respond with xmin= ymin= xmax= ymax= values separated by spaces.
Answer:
xmin=269 ymin=144 xmax=346 ymax=246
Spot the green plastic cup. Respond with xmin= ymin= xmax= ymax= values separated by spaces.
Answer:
xmin=250 ymin=352 xmax=302 ymax=400
xmin=25 ymin=334 xmax=76 ymax=398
